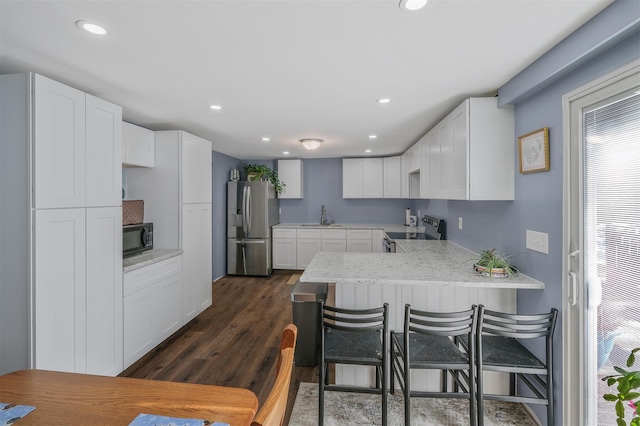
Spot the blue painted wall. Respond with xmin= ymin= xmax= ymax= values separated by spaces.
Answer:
xmin=212 ymin=150 xmax=242 ymax=281
xmin=413 ymin=16 xmax=640 ymax=426
xmin=277 ymin=158 xmax=410 ymax=224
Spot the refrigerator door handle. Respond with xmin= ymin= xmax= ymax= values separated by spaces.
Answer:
xmin=231 ymin=240 xmax=266 ymax=244
xmin=241 ymin=185 xmax=248 ymax=235
xmin=246 ymin=185 xmax=252 ymax=236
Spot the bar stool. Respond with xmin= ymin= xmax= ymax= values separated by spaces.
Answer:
xmin=318 ymin=301 xmax=389 ymax=426
xmin=391 ymin=304 xmax=479 ymax=426
xmin=475 ymin=305 xmax=558 ymax=426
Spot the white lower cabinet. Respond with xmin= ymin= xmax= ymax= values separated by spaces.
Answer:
xmin=273 ymin=229 xmax=297 ymax=269
xmin=296 ymin=239 xmax=322 ymax=270
xmin=123 ymin=255 xmax=183 ymax=369
xmin=372 ymin=230 xmax=385 ymax=253
xmin=322 ymin=240 xmax=347 ymax=252
xmin=181 ymin=203 xmax=212 ymax=323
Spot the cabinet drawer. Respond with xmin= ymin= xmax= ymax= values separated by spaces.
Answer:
xmin=321 ymin=229 xmax=347 ymax=239
xmin=124 ymin=255 xmax=183 ymax=296
xmin=347 ymin=229 xmax=372 ymax=240
xmin=297 ymin=228 xmax=322 ymax=239
xmin=273 ymin=228 xmax=297 ymax=239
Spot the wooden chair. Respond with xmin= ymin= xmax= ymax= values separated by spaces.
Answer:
xmin=251 ymin=323 xmax=298 ymax=426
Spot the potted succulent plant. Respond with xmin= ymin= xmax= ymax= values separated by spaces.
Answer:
xmin=472 ymin=248 xmax=517 ymax=278
xmin=242 ymin=164 xmax=285 ymax=195
xmin=603 ymin=347 xmax=640 ymax=426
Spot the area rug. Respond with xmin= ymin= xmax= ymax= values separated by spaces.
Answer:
xmin=288 ymin=383 xmax=538 ymax=426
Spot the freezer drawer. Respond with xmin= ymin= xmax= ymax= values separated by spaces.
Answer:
xmin=227 ymin=239 xmax=272 ymax=276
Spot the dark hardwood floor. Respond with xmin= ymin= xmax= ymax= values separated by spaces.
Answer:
xmin=120 ymin=272 xmax=318 ymax=425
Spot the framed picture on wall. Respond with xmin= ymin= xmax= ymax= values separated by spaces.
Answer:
xmin=518 ymin=127 xmax=550 ymax=173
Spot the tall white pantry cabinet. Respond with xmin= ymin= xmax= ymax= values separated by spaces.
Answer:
xmin=126 ymin=131 xmax=213 ymax=324
xmin=0 ymin=73 xmax=123 ymax=376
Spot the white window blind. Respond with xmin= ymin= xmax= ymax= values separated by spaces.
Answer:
xmin=583 ymin=92 xmax=640 ymax=424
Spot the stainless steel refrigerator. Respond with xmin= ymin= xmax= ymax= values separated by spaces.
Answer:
xmin=227 ymin=181 xmax=279 ymax=276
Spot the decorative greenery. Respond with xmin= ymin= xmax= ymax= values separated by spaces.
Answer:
xmin=603 ymin=347 xmax=640 ymax=426
xmin=242 ymin=163 xmax=285 ymax=194
xmin=471 ymin=248 xmax=517 ymax=277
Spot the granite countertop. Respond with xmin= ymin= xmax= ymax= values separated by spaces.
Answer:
xmin=123 ymin=249 xmax=183 ymax=273
xmin=274 ymin=223 xmax=425 ymax=233
xmin=299 ymin=240 xmax=544 ymax=289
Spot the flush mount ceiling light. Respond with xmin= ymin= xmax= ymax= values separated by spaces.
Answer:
xmin=399 ymin=0 xmax=428 ymax=11
xmin=76 ymin=20 xmax=107 ymax=35
xmin=376 ymin=98 xmax=391 ymax=104
xmin=300 ymin=138 xmax=323 ymax=150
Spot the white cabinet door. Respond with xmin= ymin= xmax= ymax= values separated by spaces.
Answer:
xmin=342 ymin=158 xmax=363 ymax=198
xmin=85 ymin=95 xmax=122 ymax=208
xmin=156 ymin=273 xmax=183 ymax=341
xmin=123 ymin=285 xmax=156 ymax=369
xmin=33 ymin=74 xmax=86 ymax=209
xmin=347 ymin=240 xmax=372 ymax=252
xmin=372 ymin=230 xmax=385 ymax=253
xmin=383 ymin=156 xmax=402 ymax=198
xmin=278 ymin=159 xmax=303 ymax=199
xmin=273 ymin=239 xmax=296 ymax=269
xmin=400 ymin=155 xmax=409 ymax=198
xmin=85 ymin=207 xmax=122 ymax=376
xmin=182 ymin=203 xmax=212 ymax=323
xmin=322 ymin=239 xmax=346 ymax=252
xmin=123 ymin=121 xmax=155 ymax=167
xmin=449 ymin=102 xmax=469 ymax=200
xmin=296 ymin=239 xmax=322 ymax=269
xmin=181 ymin=133 xmax=212 ymax=204
xmin=362 ymin=158 xmax=383 ymax=198
xmin=34 ymin=208 xmax=86 ymax=373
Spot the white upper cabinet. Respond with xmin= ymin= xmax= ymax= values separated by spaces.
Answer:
xmin=181 ymin=132 xmax=212 ymax=204
xmin=362 ymin=158 xmax=383 ymax=198
xmin=383 ymin=156 xmax=402 ymax=198
xmin=85 ymin=95 xmax=122 ymax=207
xmin=33 ymin=74 xmax=86 ymax=209
xmin=122 ymin=121 xmax=155 ymax=168
xmin=343 ymin=158 xmax=383 ymax=198
xmin=278 ymin=159 xmax=303 ymax=199
xmin=419 ymin=97 xmax=514 ymax=200
xmin=342 ymin=158 xmax=363 ymax=198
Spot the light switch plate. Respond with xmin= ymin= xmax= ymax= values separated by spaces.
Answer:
xmin=458 ymin=217 xmax=463 ymax=230
xmin=526 ymin=230 xmax=548 ymax=254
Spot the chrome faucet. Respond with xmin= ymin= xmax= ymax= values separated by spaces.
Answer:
xmin=321 ymin=205 xmax=328 ymax=225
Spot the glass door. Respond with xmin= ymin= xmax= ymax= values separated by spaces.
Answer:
xmin=564 ymin=62 xmax=640 ymax=426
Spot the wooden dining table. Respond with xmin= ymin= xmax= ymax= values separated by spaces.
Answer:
xmin=0 ymin=369 xmax=259 ymax=425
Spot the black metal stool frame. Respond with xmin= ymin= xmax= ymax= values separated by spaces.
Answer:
xmin=475 ymin=305 xmax=558 ymax=426
xmin=391 ymin=304 xmax=479 ymax=426
xmin=318 ymin=301 xmax=389 ymax=426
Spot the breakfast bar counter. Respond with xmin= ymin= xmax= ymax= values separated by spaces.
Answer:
xmin=299 ymin=240 xmax=544 ymax=289
xmin=299 ymin=240 xmax=544 ymax=393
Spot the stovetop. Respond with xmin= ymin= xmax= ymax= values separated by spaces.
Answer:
xmin=386 ymin=231 xmax=429 ymax=240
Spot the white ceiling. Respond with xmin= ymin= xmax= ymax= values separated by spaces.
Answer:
xmin=0 ymin=0 xmax=612 ymax=160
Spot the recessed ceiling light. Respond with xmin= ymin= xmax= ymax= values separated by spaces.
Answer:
xmin=369 ymin=135 xmax=377 ymax=139
xmin=399 ymin=0 xmax=428 ymax=11
xmin=283 ymin=151 xmax=290 ymax=155
xmin=76 ymin=20 xmax=107 ymax=35
xmin=376 ymin=98 xmax=391 ymax=104
xmin=262 ymin=137 xmax=270 ymax=142
xmin=209 ymin=105 xmax=222 ymax=110
xmin=365 ymin=149 xmax=372 ymax=153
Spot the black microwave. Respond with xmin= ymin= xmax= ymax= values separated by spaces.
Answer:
xmin=123 ymin=223 xmax=153 ymax=257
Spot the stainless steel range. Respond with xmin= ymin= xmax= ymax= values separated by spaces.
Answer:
xmin=384 ymin=215 xmax=446 ymax=253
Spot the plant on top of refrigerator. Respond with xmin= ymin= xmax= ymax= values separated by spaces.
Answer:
xmin=242 ymin=164 xmax=285 ymax=194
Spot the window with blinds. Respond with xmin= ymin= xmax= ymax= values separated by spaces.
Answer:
xmin=583 ymin=92 xmax=640 ymax=425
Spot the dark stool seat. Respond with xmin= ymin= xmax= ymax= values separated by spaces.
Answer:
xmin=319 ymin=302 xmax=389 ymax=426
xmin=391 ymin=304 xmax=479 ymax=426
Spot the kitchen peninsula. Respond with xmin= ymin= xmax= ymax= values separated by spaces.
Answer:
xmin=299 ymin=239 xmax=544 ymax=393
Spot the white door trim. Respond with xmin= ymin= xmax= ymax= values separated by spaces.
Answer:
xmin=561 ymin=59 xmax=640 ymax=426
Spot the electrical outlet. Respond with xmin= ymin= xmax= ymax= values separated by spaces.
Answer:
xmin=458 ymin=217 xmax=463 ymax=230
xmin=526 ymin=230 xmax=549 ymax=254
